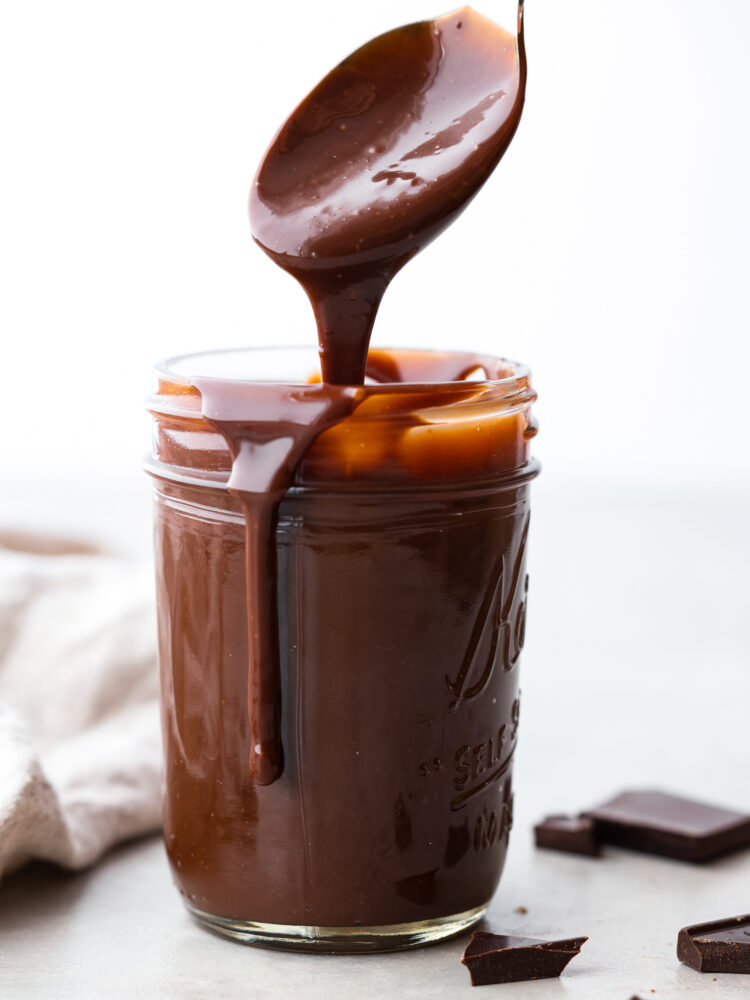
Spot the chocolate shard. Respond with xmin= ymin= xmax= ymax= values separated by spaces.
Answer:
xmin=677 ymin=914 xmax=750 ymax=973
xmin=583 ymin=790 xmax=750 ymax=862
xmin=461 ymin=931 xmax=587 ymax=986
xmin=534 ymin=814 xmax=599 ymax=856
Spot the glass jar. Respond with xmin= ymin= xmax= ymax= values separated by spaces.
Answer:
xmin=145 ymin=346 xmax=539 ymax=952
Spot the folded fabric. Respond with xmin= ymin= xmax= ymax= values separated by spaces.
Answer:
xmin=0 ymin=531 xmax=161 ymax=879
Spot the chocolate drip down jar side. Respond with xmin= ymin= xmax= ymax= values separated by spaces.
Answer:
xmin=145 ymin=346 xmax=539 ymax=952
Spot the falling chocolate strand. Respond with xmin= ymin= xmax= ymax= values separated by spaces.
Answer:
xmin=201 ymin=3 xmax=528 ymax=785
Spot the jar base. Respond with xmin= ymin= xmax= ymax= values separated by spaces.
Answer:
xmin=186 ymin=901 xmax=488 ymax=953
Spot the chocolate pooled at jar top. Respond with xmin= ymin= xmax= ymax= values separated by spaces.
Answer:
xmin=147 ymin=346 xmax=538 ymax=947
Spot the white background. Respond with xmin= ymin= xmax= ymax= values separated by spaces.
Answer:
xmin=1 ymin=0 xmax=749 ymax=495
xmin=0 ymin=6 xmax=749 ymax=997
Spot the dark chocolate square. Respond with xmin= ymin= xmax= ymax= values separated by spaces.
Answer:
xmin=583 ymin=790 xmax=750 ymax=862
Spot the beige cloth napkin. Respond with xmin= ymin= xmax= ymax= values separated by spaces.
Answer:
xmin=0 ymin=532 xmax=161 ymax=879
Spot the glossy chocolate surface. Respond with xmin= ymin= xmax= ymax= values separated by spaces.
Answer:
xmin=250 ymin=4 xmax=526 ymax=383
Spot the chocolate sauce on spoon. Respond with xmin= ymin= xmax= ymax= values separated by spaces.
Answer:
xmin=196 ymin=3 xmax=527 ymax=784
xmin=251 ymin=3 xmax=526 ymax=385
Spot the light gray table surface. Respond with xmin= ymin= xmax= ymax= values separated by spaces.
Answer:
xmin=1 ymin=480 xmax=748 ymax=999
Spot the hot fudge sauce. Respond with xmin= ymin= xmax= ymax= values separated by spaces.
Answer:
xmin=210 ymin=2 xmax=527 ymax=787
xmin=148 ymin=2 xmax=537 ymax=951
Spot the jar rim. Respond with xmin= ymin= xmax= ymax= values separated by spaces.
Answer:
xmin=153 ymin=345 xmax=531 ymax=392
xmin=147 ymin=345 xmax=538 ymax=492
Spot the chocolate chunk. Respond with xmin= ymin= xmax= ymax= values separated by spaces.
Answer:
xmin=534 ymin=815 xmax=599 ymax=856
xmin=583 ymin=790 xmax=750 ymax=862
xmin=461 ymin=932 xmax=587 ymax=986
xmin=677 ymin=914 xmax=750 ymax=973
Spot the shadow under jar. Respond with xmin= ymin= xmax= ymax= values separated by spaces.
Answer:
xmin=145 ymin=346 xmax=539 ymax=952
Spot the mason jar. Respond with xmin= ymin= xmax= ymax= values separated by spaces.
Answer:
xmin=145 ymin=346 xmax=539 ymax=952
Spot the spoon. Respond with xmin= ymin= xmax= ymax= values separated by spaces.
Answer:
xmin=250 ymin=3 xmax=527 ymax=384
